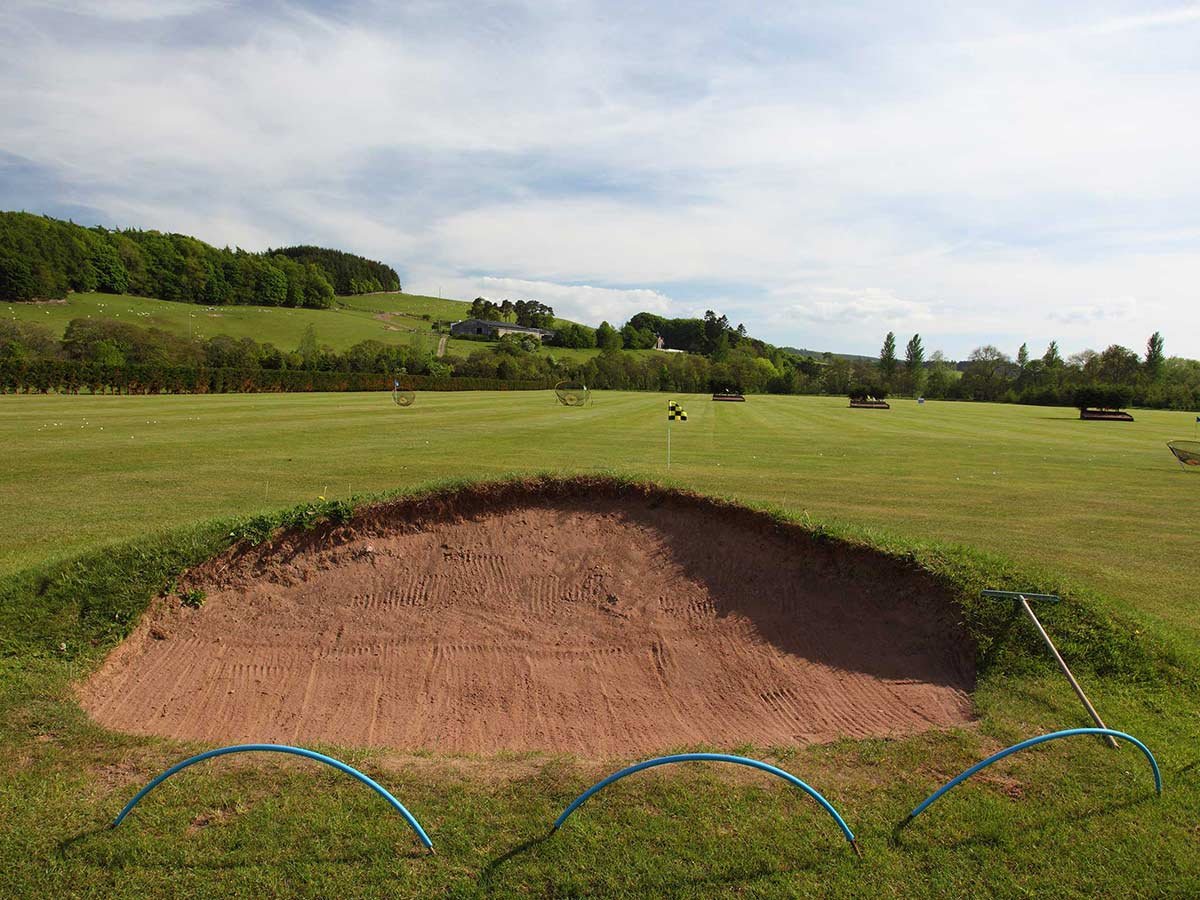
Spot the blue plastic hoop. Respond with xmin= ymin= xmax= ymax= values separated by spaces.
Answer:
xmin=905 ymin=728 xmax=1161 ymax=824
xmin=551 ymin=753 xmax=859 ymax=855
xmin=111 ymin=743 xmax=433 ymax=851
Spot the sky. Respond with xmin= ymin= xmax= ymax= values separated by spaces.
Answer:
xmin=2 ymin=1 xmax=1199 ymax=359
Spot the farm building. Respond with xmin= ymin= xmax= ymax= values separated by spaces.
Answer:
xmin=450 ymin=319 xmax=555 ymax=341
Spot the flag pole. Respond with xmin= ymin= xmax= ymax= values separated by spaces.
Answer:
xmin=667 ymin=416 xmax=671 ymax=469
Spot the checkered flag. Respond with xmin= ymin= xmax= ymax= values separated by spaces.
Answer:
xmin=667 ymin=400 xmax=687 ymax=421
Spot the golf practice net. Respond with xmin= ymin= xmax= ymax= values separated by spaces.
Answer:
xmin=1167 ymin=440 xmax=1200 ymax=468
xmin=555 ymin=381 xmax=590 ymax=407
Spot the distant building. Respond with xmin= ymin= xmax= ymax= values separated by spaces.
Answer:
xmin=449 ymin=319 xmax=555 ymax=341
xmin=653 ymin=333 xmax=684 ymax=353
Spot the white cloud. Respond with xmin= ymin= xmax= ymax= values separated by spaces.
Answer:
xmin=12 ymin=0 xmax=229 ymax=21
xmin=777 ymin=288 xmax=937 ymax=326
xmin=405 ymin=270 xmax=675 ymax=327
xmin=1 ymin=1 xmax=1199 ymax=356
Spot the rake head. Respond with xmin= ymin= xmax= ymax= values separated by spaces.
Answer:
xmin=980 ymin=590 xmax=1060 ymax=604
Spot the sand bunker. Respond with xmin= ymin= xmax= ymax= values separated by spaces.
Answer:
xmin=80 ymin=481 xmax=975 ymax=755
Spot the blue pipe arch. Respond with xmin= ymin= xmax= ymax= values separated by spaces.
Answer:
xmin=551 ymin=753 xmax=860 ymax=855
xmin=904 ymin=728 xmax=1161 ymax=825
xmin=111 ymin=743 xmax=433 ymax=851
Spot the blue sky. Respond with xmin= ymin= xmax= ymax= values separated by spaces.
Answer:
xmin=2 ymin=1 xmax=1199 ymax=358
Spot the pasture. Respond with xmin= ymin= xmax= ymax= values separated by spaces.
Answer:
xmin=4 ymin=292 xmax=612 ymax=362
xmin=2 ymin=391 xmax=1199 ymax=896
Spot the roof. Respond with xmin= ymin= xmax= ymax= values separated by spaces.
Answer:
xmin=451 ymin=318 xmax=555 ymax=335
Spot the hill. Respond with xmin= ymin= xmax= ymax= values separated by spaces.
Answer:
xmin=3 ymin=290 xmax=615 ymax=364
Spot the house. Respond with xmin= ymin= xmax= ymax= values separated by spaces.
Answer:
xmin=449 ymin=319 xmax=555 ymax=341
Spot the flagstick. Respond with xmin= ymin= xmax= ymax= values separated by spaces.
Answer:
xmin=667 ymin=417 xmax=671 ymax=469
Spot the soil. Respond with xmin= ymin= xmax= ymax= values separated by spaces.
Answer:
xmin=78 ymin=480 xmax=975 ymax=756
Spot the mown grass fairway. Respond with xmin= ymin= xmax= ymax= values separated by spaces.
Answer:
xmin=2 ymin=392 xmax=1199 ymax=897
xmin=2 ymin=392 xmax=1196 ymax=643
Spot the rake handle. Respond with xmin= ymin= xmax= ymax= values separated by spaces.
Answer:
xmin=1018 ymin=597 xmax=1120 ymax=750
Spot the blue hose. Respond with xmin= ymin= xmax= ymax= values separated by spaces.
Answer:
xmin=905 ymin=727 xmax=1161 ymax=824
xmin=111 ymin=743 xmax=433 ymax=851
xmin=551 ymin=752 xmax=859 ymax=855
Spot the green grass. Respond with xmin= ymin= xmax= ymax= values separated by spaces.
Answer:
xmin=2 ymin=393 xmax=1196 ymax=644
xmin=2 ymin=393 xmax=1199 ymax=896
xmin=4 ymin=291 xmax=611 ymax=362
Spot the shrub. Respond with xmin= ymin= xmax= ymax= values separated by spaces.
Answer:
xmin=1074 ymin=383 xmax=1133 ymax=411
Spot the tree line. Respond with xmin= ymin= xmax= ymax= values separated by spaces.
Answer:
xmin=0 ymin=311 xmax=822 ymax=396
xmin=0 ymin=212 xmax=399 ymax=307
xmin=273 ymin=245 xmax=400 ymax=295
xmin=862 ymin=330 xmax=1197 ymax=410
xmin=2 ymin=269 xmax=1197 ymax=409
xmin=466 ymin=297 xmax=556 ymax=329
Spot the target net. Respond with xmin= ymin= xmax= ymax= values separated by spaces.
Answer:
xmin=555 ymin=381 xmax=590 ymax=407
xmin=392 ymin=388 xmax=416 ymax=407
xmin=1167 ymin=440 xmax=1200 ymax=468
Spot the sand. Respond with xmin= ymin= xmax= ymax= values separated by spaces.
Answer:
xmin=79 ymin=481 xmax=975 ymax=756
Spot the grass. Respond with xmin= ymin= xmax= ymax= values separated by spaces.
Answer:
xmin=2 ymin=392 xmax=1196 ymax=645
xmin=4 ymin=291 xmax=612 ymax=362
xmin=2 ymin=393 xmax=1199 ymax=896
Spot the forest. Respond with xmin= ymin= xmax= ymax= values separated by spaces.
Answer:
xmin=0 ymin=212 xmax=399 ymax=307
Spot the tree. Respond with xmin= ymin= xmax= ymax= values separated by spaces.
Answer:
xmin=904 ymin=333 xmax=925 ymax=396
xmin=879 ymin=332 xmax=898 ymax=380
xmin=513 ymin=299 xmax=555 ymax=328
xmin=1145 ymin=332 xmax=1165 ymax=381
xmin=620 ymin=322 xmax=657 ymax=349
xmin=548 ymin=323 xmax=594 ymax=349
xmin=297 ymin=324 xmax=320 ymax=369
xmin=0 ymin=251 xmax=36 ymax=301
xmin=594 ymin=320 xmax=623 ymax=351
xmin=1017 ymin=342 xmax=1029 ymax=369
xmin=1095 ymin=344 xmax=1140 ymax=386
xmin=924 ymin=351 xmax=953 ymax=399
xmin=469 ymin=297 xmax=503 ymax=321
xmin=702 ymin=310 xmax=731 ymax=355
xmin=1042 ymin=341 xmax=1062 ymax=368
xmin=960 ymin=345 xmax=1013 ymax=401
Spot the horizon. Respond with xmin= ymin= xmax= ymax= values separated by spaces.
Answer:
xmin=2 ymin=1 xmax=1198 ymax=358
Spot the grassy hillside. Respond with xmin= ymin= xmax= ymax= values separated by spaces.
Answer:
xmin=5 ymin=291 xmax=614 ymax=363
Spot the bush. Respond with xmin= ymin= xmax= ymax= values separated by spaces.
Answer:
xmin=849 ymin=384 xmax=888 ymax=402
xmin=1074 ymin=383 xmax=1133 ymax=411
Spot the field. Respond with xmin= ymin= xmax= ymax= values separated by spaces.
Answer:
xmin=4 ymin=292 xmax=613 ymax=362
xmin=2 ymin=392 xmax=1199 ymax=896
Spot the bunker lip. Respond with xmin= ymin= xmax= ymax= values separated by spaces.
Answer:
xmin=78 ymin=477 xmax=977 ymax=756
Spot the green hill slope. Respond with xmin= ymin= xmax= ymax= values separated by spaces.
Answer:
xmin=4 ymin=291 xmax=610 ymax=361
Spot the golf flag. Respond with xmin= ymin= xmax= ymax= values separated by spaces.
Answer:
xmin=667 ymin=400 xmax=687 ymax=421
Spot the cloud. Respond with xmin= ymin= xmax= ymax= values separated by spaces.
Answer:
xmin=778 ymin=288 xmax=937 ymax=326
xmin=1048 ymin=298 xmax=1141 ymax=326
xmin=11 ymin=0 xmax=229 ymax=22
xmin=406 ymin=270 xmax=675 ymax=327
xmin=1 ymin=1 xmax=1198 ymax=356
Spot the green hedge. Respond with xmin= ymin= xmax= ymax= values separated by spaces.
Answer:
xmin=0 ymin=359 xmax=554 ymax=395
